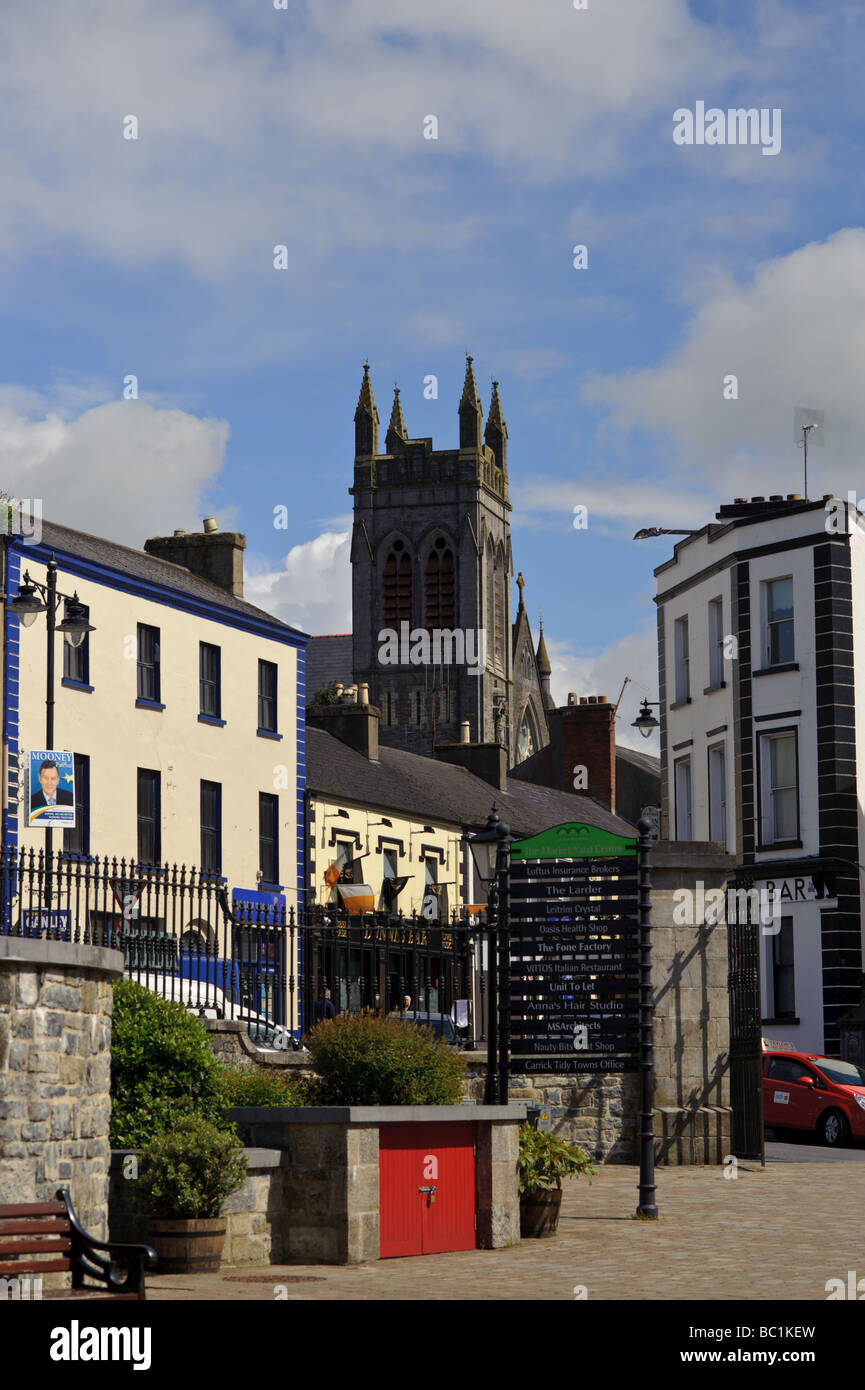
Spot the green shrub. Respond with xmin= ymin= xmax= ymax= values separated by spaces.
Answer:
xmin=219 ymin=1064 xmax=310 ymax=1108
xmin=518 ymin=1123 xmax=596 ymax=1194
xmin=110 ymin=979 xmax=231 ymax=1147
xmin=137 ymin=1115 xmax=248 ymax=1219
xmin=306 ymin=1011 xmax=465 ymax=1106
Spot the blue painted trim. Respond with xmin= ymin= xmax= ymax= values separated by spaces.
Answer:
xmin=198 ymin=714 xmax=227 ymax=728
xmin=256 ymin=728 xmax=282 ymax=740
xmin=3 ymin=548 xmax=21 ymax=850
xmin=135 ymin=699 xmax=166 ymax=712
xmin=61 ymin=678 xmax=95 ymax=694
xmin=10 ymin=537 xmax=309 ymax=649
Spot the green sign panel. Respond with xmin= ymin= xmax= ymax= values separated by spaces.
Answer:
xmin=510 ymin=822 xmax=637 ymax=862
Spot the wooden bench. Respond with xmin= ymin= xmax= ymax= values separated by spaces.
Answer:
xmin=0 ymin=1187 xmax=157 ymax=1300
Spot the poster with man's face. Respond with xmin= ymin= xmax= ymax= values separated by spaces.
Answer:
xmin=28 ymin=750 xmax=75 ymax=828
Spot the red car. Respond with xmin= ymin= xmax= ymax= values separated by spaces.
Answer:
xmin=762 ymin=1046 xmax=865 ymax=1147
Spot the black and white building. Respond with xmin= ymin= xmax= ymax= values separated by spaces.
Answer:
xmin=654 ymin=494 xmax=863 ymax=1055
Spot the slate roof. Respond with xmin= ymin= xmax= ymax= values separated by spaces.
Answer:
xmin=306 ymin=726 xmax=636 ymax=838
xmin=305 ymin=635 xmax=354 ymax=696
xmin=31 ymin=520 xmax=308 ymax=638
xmin=616 ymin=744 xmax=661 ymax=776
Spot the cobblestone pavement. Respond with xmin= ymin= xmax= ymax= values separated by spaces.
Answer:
xmin=146 ymin=1161 xmax=865 ymax=1301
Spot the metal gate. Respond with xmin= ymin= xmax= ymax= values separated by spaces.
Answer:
xmin=727 ymin=891 xmax=765 ymax=1161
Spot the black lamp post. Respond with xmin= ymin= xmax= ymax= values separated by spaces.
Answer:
xmin=636 ymin=816 xmax=658 ymax=1219
xmin=631 ymin=698 xmax=661 ymax=739
xmin=8 ymin=557 xmax=95 ymax=912
xmin=467 ymin=805 xmax=515 ymax=1105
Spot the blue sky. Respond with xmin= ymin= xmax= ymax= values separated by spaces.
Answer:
xmin=3 ymin=0 xmax=865 ymax=746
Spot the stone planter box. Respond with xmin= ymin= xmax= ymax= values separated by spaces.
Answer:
xmin=228 ymin=1104 xmax=525 ymax=1264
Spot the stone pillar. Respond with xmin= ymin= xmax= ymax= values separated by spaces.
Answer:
xmin=476 ymin=1118 xmax=520 ymax=1248
xmin=649 ymin=843 xmax=735 ymax=1164
xmin=0 ymin=938 xmax=124 ymax=1244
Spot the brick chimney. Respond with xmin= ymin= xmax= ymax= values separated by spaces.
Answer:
xmin=307 ymin=694 xmax=381 ymax=761
xmin=144 ymin=518 xmax=246 ymax=599
xmin=512 ymin=694 xmax=617 ymax=811
xmin=558 ymin=695 xmax=616 ymax=813
xmin=434 ymin=740 xmax=508 ymax=792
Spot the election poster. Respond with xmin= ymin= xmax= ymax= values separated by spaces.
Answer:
xmin=27 ymin=750 xmax=76 ymax=829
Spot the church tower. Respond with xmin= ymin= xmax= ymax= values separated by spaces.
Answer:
xmin=350 ymin=357 xmax=515 ymax=757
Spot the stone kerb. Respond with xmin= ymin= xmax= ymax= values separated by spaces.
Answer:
xmin=0 ymin=936 xmax=124 ymax=1277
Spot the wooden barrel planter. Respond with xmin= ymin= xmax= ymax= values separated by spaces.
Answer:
xmin=147 ymin=1218 xmax=226 ymax=1273
xmin=520 ymin=1188 xmax=563 ymax=1238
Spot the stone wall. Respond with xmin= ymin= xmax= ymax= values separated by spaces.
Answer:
xmin=0 ymin=937 xmax=124 ymax=1276
xmin=109 ymin=1148 xmax=291 ymax=1265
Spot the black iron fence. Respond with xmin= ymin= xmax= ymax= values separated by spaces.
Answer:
xmin=0 ymin=846 xmax=480 ymax=1049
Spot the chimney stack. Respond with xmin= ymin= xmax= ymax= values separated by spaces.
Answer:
xmin=307 ymin=697 xmax=381 ymax=761
xmin=144 ymin=518 xmax=246 ymax=598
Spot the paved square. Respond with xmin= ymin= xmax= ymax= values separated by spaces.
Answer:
xmin=145 ymin=1160 xmax=865 ymax=1301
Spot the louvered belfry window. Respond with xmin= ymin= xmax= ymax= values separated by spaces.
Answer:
xmin=383 ymin=542 xmax=412 ymax=625
xmin=425 ymin=538 xmax=455 ymax=628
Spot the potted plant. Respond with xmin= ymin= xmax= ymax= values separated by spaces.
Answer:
xmin=518 ymin=1122 xmax=596 ymax=1238
xmin=137 ymin=1115 xmax=248 ymax=1273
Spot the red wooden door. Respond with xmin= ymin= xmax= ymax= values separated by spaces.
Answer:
xmin=379 ymin=1122 xmax=476 ymax=1258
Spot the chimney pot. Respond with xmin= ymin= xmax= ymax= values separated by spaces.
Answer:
xmin=358 ymin=683 xmax=369 ymax=706
xmin=769 ymin=494 xmax=782 ymax=501
xmin=597 ymin=695 xmax=607 ymax=703
xmin=173 ymin=529 xmax=186 ymax=537
xmin=751 ymin=496 xmax=765 ymax=503
xmin=203 ymin=517 xmax=218 ymax=534
xmin=579 ymin=697 xmax=588 ymax=705
xmin=734 ymin=497 xmax=747 ymax=503
xmin=460 ymin=720 xmax=470 ymax=743
xmin=567 ymin=692 xmax=578 ymax=706
xmin=787 ymin=493 xmax=801 ymax=500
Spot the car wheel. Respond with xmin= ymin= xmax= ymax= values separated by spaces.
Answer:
xmin=820 ymin=1109 xmax=850 ymax=1147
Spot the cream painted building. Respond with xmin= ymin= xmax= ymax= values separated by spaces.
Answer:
xmin=3 ymin=520 xmax=307 ymax=916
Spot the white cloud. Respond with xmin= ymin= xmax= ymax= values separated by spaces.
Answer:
xmin=0 ymin=0 xmax=739 ymax=276
xmin=514 ymin=477 xmax=713 ymax=535
xmin=245 ymin=530 xmax=352 ymax=636
xmin=0 ymin=389 xmax=229 ymax=545
xmin=545 ymin=623 xmax=659 ymax=755
xmin=582 ymin=229 xmax=865 ymax=500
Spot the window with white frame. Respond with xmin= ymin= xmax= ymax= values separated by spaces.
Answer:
xmin=674 ymin=616 xmax=690 ymax=702
xmin=674 ymin=757 xmax=692 ymax=840
xmin=764 ymin=577 xmax=794 ymax=666
xmin=708 ymin=597 xmax=724 ymax=687
xmin=708 ymin=743 xmax=727 ymax=847
xmin=759 ymin=730 xmax=799 ymax=845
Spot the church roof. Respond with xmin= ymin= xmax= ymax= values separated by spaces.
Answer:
xmin=305 ymin=635 xmax=353 ymax=696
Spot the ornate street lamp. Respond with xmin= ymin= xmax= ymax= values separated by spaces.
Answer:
xmin=467 ymin=805 xmax=516 ymax=1105
xmin=631 ymin=698 xmax=661 ymax=739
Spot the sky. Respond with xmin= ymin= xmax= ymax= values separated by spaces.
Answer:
xmin=3 ymin=0 xmax=865 ymax=751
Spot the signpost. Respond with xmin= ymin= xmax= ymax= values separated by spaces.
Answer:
xmin=507 ymin=819 xmax=657 ymax=1219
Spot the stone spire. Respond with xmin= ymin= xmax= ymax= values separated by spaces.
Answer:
xmin=458 ymin=354 xmax=483 ymax=452
xmin=385 ymin=385 xmax=407 ymax=453
xmin=484 ymin=378 xmax=508 ymax=472
xmin=536 ymin=613 xmax=555 ymax=712
xmin=354 ymin=362 xmax=379 ymax=458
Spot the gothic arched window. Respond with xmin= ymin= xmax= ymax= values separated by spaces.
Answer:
xmin=425 ymin=537 xmax=455 ymax=628
xmin=383 ymin=541 xmax=412 ymax=626
xmin=516 ymin=706 xmax=537 ymax=764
